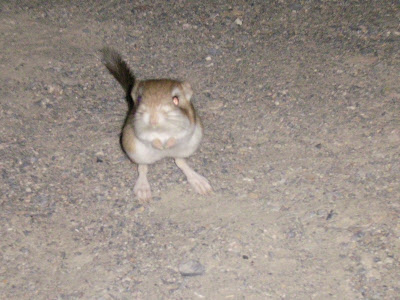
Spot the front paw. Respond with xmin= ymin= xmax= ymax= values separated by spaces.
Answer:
xmin=165 ymin=137 xmax=176 ymax=149
xmin=151 ymin=138 xmax=164 ymax=150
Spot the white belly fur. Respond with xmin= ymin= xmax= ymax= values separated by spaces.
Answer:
xmin=126 ymin=122 xmax=203 ymax=164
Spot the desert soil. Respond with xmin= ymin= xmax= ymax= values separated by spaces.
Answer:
xmin=1 ymin=1 xmax=399 ymax=299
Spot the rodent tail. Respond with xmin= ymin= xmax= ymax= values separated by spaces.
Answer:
xmin=101 ymin=47 xmax=135 ymax=110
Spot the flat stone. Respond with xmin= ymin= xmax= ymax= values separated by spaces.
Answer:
xmin=178 ymin=260 xmax=205 ymax=277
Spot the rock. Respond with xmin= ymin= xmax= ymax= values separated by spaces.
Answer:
xmin=178 ymin=260 xmax=205 ymax=276
xmin=234 ymin=18 xmax=243 ymax=26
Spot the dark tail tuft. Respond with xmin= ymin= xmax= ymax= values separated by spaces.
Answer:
xmin=101 ymin=47 xmax=135 ymax=110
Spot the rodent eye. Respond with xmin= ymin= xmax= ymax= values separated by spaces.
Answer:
xmin=172 ymin=96 xmax=179 ymax=106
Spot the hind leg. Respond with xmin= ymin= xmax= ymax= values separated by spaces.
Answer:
xmin=134 ymin=164 xmax=152 ymax=202
xmin=175 ymin=158 xmax=212 ymax=194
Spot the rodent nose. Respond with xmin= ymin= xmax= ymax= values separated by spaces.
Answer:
xmin=150 ymin=113 xmax=158 ymax=126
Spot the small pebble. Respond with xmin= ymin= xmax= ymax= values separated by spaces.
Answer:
xmin=179 ymin=260 xmax=205 ymax=276
xmin=326 ymin=210 xmax=334 ymax=220
xmin=234 ymin=18 xmax=243 ymax=26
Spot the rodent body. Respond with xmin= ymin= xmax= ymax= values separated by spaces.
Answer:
xmin=123 ymin=118 xmax=203 ymax=164
xmin=102 ymin=48 xmax=212 ymax=201
xmin=122 ymin=80 xmax=203 ymax=164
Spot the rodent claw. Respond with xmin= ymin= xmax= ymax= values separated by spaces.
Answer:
xmin=187 ymin=173 xmax=212 ymax=195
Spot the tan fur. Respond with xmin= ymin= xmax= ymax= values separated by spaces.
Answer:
xmin=102 ymin=48 xmax=212 ymax=201
xmin=121 ymin=119 xmax=135 ymax=155
xmin=133 ymin=80 xmax=196 ymax=124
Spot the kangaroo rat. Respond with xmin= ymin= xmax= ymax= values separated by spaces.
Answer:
xmin=102 ymin=48 xmax=212 ymax=201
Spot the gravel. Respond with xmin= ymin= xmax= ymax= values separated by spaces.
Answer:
xmin=0 ymin=0 xmax=399 ymax=299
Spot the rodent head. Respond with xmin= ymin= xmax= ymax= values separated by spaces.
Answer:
xmin=133 ymin=79 xmax=196 ymax=135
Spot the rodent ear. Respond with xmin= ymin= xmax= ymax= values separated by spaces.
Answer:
xmin=133 ymin=84 xmax=144 ymax=105
xmin=181 ymin=82 xmax=193 ymax=101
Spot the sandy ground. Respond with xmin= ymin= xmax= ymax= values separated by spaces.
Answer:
xmin=1 ymin=1 xmax=399 ymax=299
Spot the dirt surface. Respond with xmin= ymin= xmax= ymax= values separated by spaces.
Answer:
xmin=1 ymin=1 xmax=399 ymax=299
